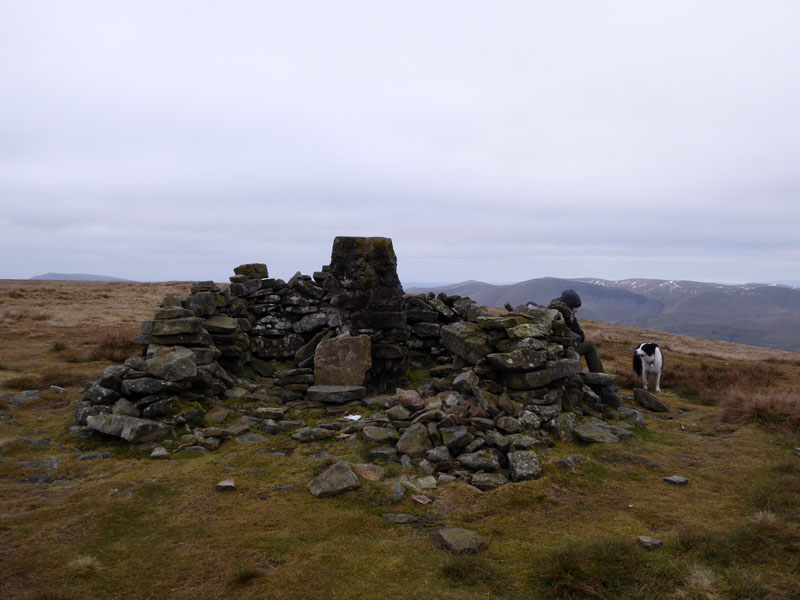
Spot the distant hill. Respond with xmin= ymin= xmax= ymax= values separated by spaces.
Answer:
xmin=30 ymin=273 xmax=133 ymax=282
xmin=406 ymin=277 xmax=800 ymax=353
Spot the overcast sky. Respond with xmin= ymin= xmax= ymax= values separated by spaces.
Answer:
xmin=2 ymin=1 xmax=799 ymax=285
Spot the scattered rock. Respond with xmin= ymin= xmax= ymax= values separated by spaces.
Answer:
xmin=637 ymin=536 xmax=663 ymax=550
xmin=618 ymin=407 xmax=647 ymax=427
xmin=635 ymin=389 xmax=670 ymax=413
xmin=306 ymin=385 xmax=367 ymax=404
xmin=396 ymin=423 xmax=433 ymax=458
xmin=291 ymin=427 xmax=336 ymax=442
xmin=470 ymin=472 xmax=509 ymax=490
xmin=391 ymin=483 xmax=406 ymax=502
xmin=150 ymin=447 xmax=169 ymax=460
xmin=436 ymin=528 xmax=489 ymax=554
xmin=86 ymin=415 xmax=170 ymax=443
xmin=362 ymin=426 xmax=400 ymax=444
xmin=508 ymin=450 xmax=542 ymax=481
xmin=307 ymin=461 xmax=361 ymax=498
xmin=664 ymin=475 xmax=689 ymax=486
xmin=572 ymin=421 xmax=621 ymax=444
xmin=216 ymin=479 xmax=236 ymax=491
xmin=382 ymin=513 xmax=418 ymax=524
xmin=204 ymin=407 xmax=231 ymax=424
xmin=396 ymin=388 xmax=426 ymax=411
xmin=9 ymin=390 xmax=40 ymax=406
xmin=351 ymin=463 xmax=386 ymax=481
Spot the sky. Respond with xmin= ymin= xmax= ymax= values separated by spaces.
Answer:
xmin=1 ymin=1 xmax=799 ymax=285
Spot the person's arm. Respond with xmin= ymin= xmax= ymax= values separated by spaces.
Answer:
xmin=568 ymin=317 xmax=585 ymax=343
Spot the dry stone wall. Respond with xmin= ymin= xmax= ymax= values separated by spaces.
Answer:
xmin=74 ymin=236 xmax=642 ymax=490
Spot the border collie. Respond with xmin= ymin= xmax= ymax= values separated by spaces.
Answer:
xmin=633 ymin=343 xmax=663 ymax=392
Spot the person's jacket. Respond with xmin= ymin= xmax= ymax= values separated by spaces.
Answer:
xmin=548 ymin=299 xmax=585 ymax=343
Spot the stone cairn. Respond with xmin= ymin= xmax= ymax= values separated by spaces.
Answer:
xmin=74 ymin=236 xmax=641 ymax=490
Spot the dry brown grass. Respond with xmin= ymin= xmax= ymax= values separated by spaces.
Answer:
xmin=720 ymin=386 xmax=800 ymax=432
xmin=0 ymin=280 xmax=193 ymax=327
xmin=89 ymin=326 xmax=141 ymax=363
xmin=2 ymin=309 xmax=52 ymax=322
xmin=0 ymin=280 xmax=192 ymax=389
xmin=585 ymin=319 xmax=800 ymax=363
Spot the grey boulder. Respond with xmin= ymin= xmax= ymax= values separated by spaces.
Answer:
xmin=307 ymin=461 xmax=361 ymax=498
xmin=86 ymin=414 xmax=170 ymax=443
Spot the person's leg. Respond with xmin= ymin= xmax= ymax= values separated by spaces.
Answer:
xmin=576 ymin=340 xmax=604 ymax=373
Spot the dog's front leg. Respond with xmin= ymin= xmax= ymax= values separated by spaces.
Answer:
xmin=654 ymin=370 xmax=661 ymax=393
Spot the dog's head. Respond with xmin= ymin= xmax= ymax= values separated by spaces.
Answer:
xmin=635 ymin=343 xmax=659 ymax=358
xmin=633 ymin=343 xmax=661 ymax=374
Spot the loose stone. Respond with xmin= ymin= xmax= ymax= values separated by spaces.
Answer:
xmin=637 ymin=536 xmax=663 ymax=550
xmin=216 ymin=479 xmax=236 ymax=491
xmin=436 ymin=528 xmax=489 ymax=554
xmin=664 ymin=475 xmax=689 ymax=486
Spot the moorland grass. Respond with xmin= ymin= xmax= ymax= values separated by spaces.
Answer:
xmin=720 ymin=386 xmax=800 ymax=431
xmin=2 ymin=282 xmax=800 ymax=599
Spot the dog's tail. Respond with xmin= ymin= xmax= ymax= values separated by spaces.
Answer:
xmin=633 ymin=353 xmax=643 ymax=376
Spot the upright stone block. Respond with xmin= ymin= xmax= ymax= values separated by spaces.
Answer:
xmin=323 ymin=236 xmax=408 ymax=391
xmin=314 ymin=335 xmax=372 ymax=386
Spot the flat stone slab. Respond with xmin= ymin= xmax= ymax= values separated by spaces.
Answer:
xmin=306 ymin=385 xmax=367 ymax=404
xmin=352 ymin=463 xmax=386 ymax=481
xmin=382 ymin=513 xmax=418 ymax=524
xmin=362 ymin=426 xmax=400 ymax=444
xmin=9 ymin=390 xmax=40 ymax=406
xmin=637 ymin=536 xmax=663 ymax=550
xmin=216 ymin=479 xmax=236 ymax=491
xmin=436 ymin=528 xmax=489 ymax=554
xmin=471 ymin=472 xmax=509 ymax=491
xmin=579 ymin=372 xmax=617 ymax=386
xmin=664 ymin=475 xmax=689 ymax=486
xmin=572 ymin=422 xmax=620 ymax=444
xmin=314 ymin=335 xmax=371 ymax=386
xmin=86 ymin=414 xmax=170 ymax=443
xmin=235 ymin=433 xmax=268 ymax=444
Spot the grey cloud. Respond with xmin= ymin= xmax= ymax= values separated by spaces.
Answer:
xmin=1 ymin=1 xmax=799 ymax=284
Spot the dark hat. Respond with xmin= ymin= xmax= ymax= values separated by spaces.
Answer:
xmin=559 ymin=289 xmax=582 ymax=308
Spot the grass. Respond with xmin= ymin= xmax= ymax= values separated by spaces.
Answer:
xmin=229 ymin=564 xmax=265 ymax=587
xmin=3 ymin=369 xmax=87 ymax=390
xmin=89 ymin=327 xmax=140 ymax=363
xmin=5 ymin=375 xmax=42 ymax=390
xmin=719 ymin=386 xmax=800 ymax=432
xmin=1 ymin=281 xmax=800 ymax=599
xmin=2 ymin=309 xmax=52 ymax=322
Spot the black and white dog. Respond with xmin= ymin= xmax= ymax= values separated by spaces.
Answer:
xmin=633 ymin=343 xmax=663 ymax=392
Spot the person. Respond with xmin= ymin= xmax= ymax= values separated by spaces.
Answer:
xmin=548 ymin=289 xmax=605 ymax=373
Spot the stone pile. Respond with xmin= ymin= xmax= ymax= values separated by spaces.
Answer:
xmin=404 ymin=292 xmax=489 ymax=367
xmin=295 ymin=305 xmax=631 ymax=491
xmin=74 ymin=235 xmax=646 ymax=491
xmin=74 ymin=345 xmax=227 ymax=443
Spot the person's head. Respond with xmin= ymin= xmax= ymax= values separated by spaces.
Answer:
xmin=559 ymin=289 xmax=582 ymax=312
